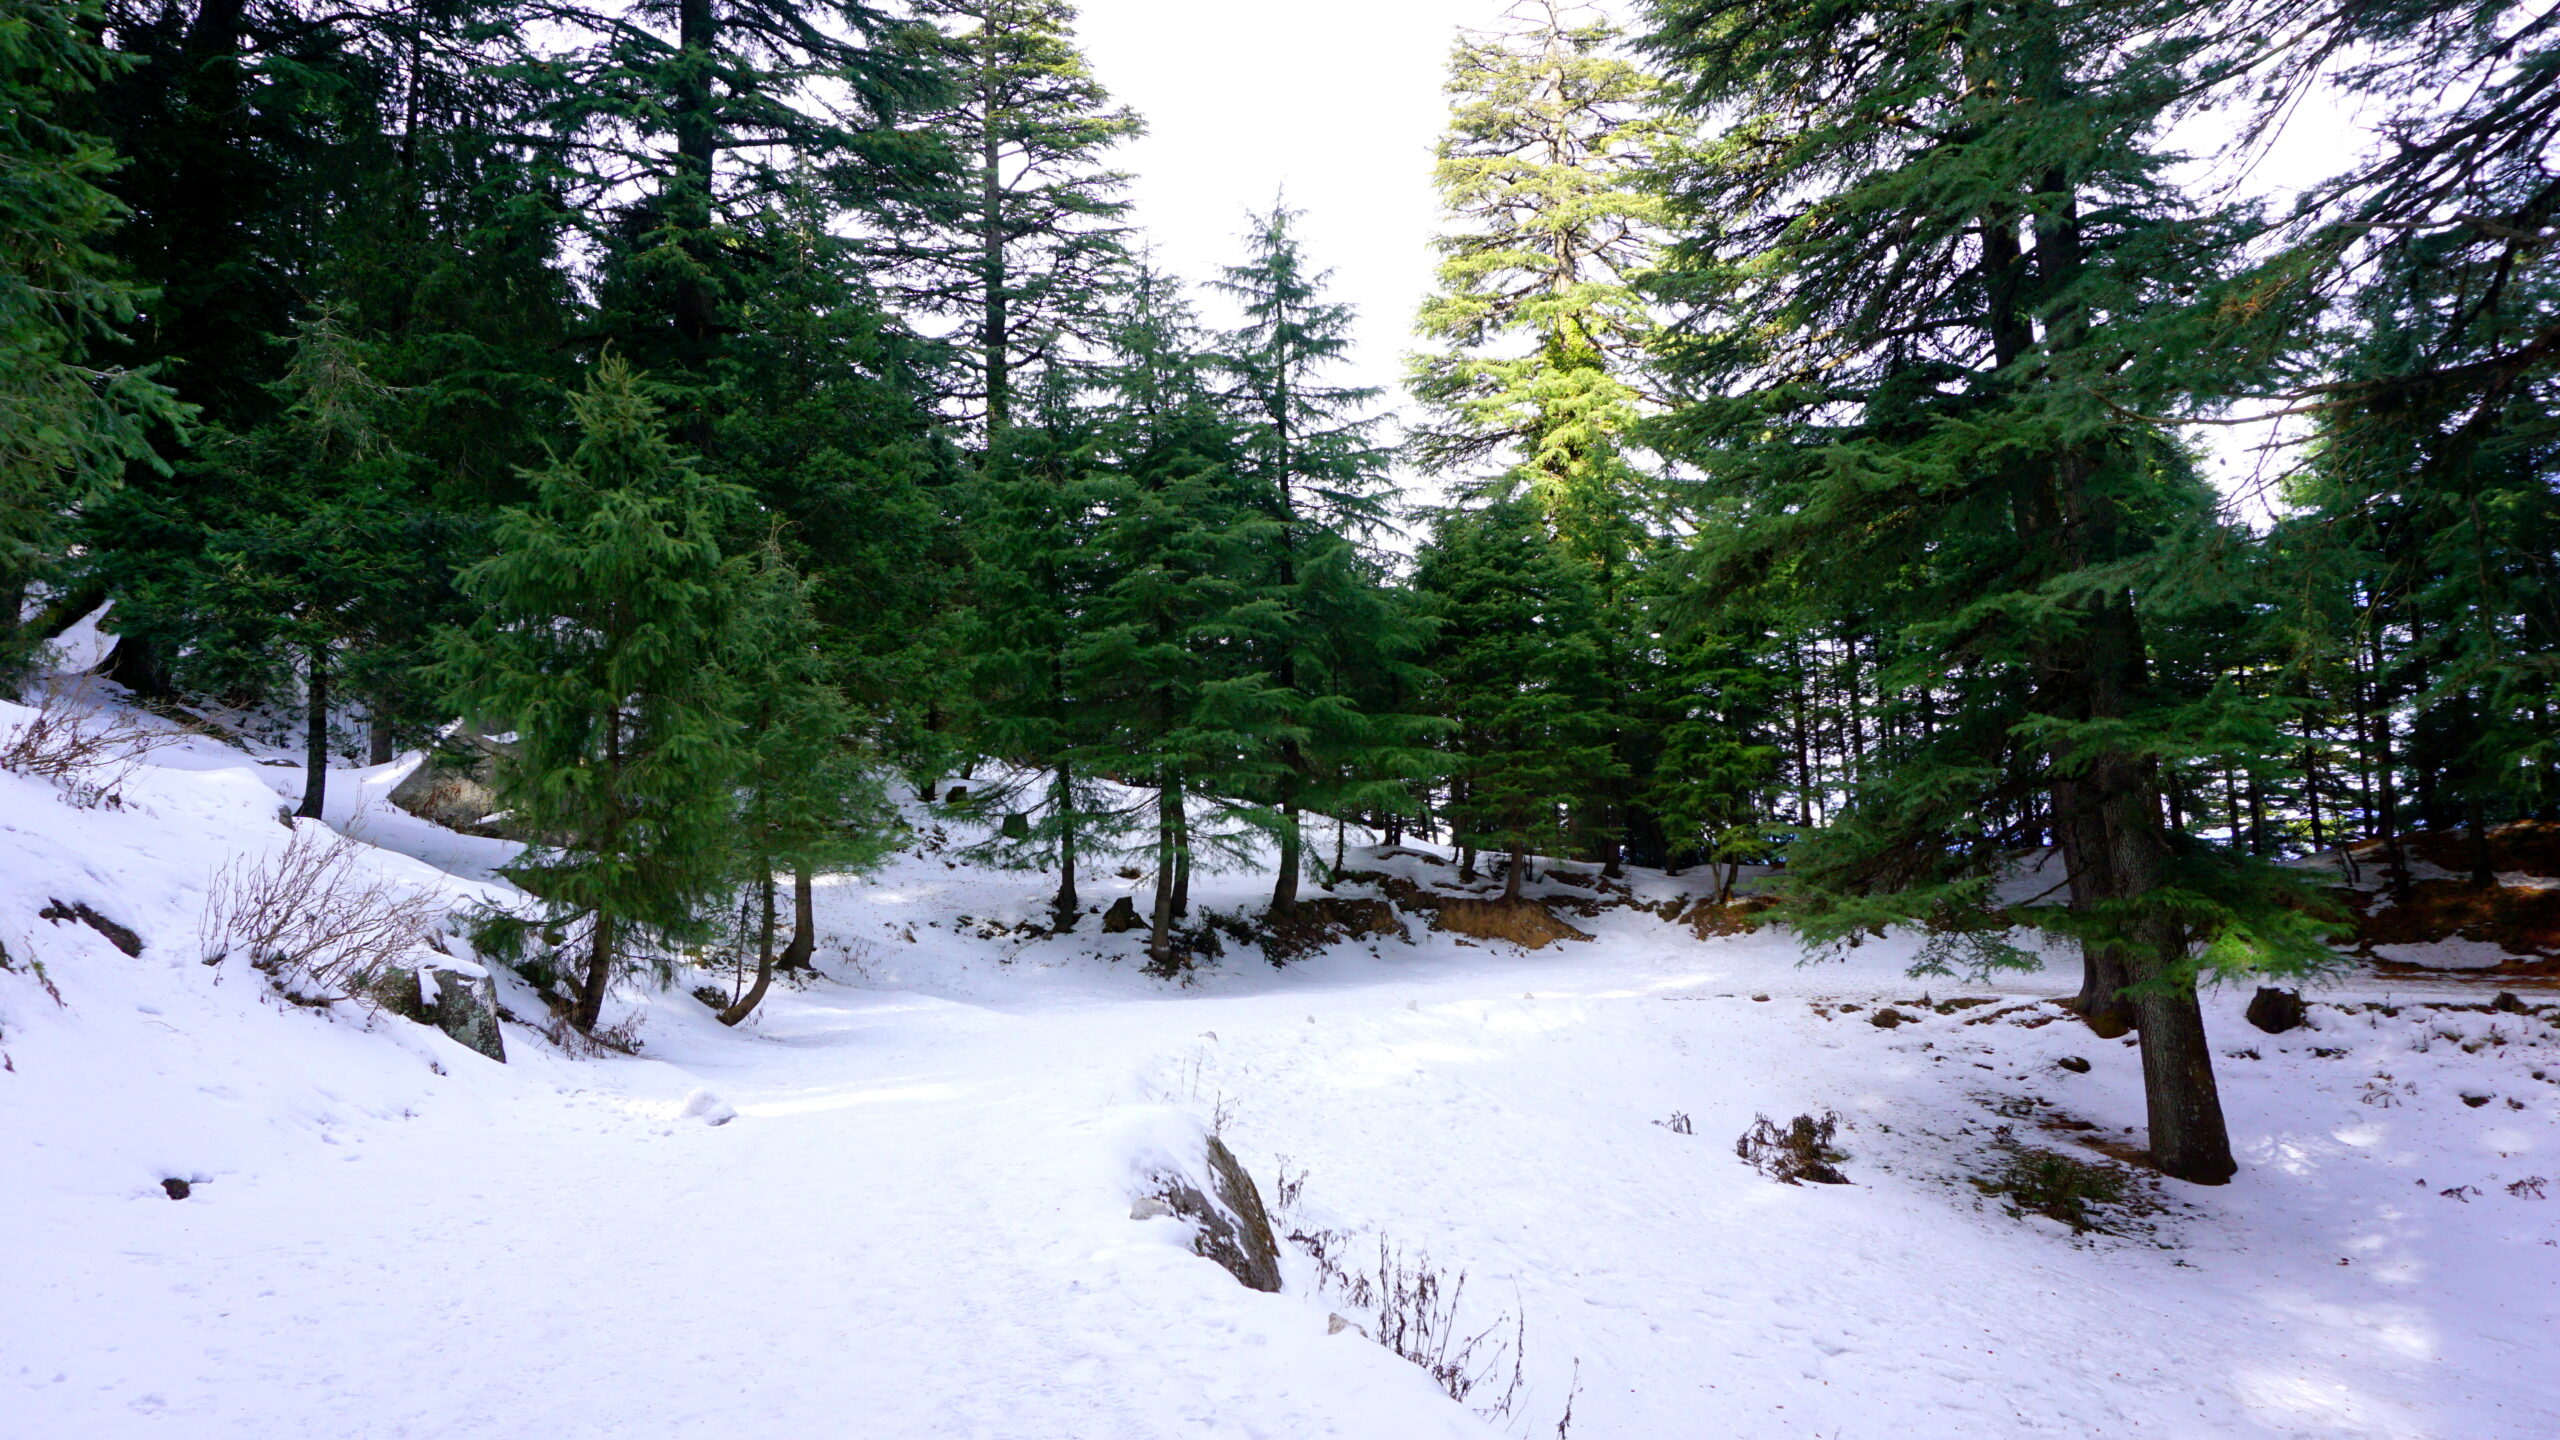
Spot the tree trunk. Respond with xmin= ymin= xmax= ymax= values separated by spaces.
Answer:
xmin=368 ymin=712 xmax=394 ymax=766
xmin=1051 ymin=762 xmax=1080 ymax=930
xmin=1503 ymin=843 xmax=1527 ymax=902
xmin=1271 ymin=799 xmax=1302 ymax=914
xmin=718 ymin=875 xmax=779 ymax=1026
xmin=297 ymin=644 xmax=329 ymax=820
xmin=778 ymin=864 xmax=816 ymax=970
xmin=574 ymin=910 xmax=616 ymax=1034
xmin=1148 ymin=774 xmax=1180 ymax=965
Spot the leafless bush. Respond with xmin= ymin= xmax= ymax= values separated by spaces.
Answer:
xmin=199 ymin=825 xmax=443 ymax=1003
xmin=1293 ymin=1229 xmax=1525 ymax=1420
xmin=0 ymin=685 xmax=187 ymax=807
xmin=1737 ymin=1110 xmax=1851 ymax=1185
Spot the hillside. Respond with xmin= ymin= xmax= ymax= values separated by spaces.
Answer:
xmin=6 ymin=695 xmax=2559 ymax=1440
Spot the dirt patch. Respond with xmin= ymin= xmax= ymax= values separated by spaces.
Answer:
xmin=1261 ymin=898 xmax=1409 ymax=964
xmin=1689 ymin=895 xmax=1781 ymax=938
xmin=1428 ymin=897 xmax=1590 ymax=950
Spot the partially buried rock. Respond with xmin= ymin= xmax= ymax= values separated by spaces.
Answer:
xmin=368 ymin=958 xmax=508 ymax=1063
xmin=1869 ymin=1008 xmax=1910 ymax=1029
xmin=161 ymin=1178 xmax=191 ymax=1200
xmin=1144 ymin=1135 xmax=1282 ymax=1293
xmin=1101 ymin=896 xmax=1142 ymax=934
xmin=2245 ymin=987 xmax=2308 ymax=1035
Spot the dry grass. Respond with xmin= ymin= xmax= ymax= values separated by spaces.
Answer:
xmin=199 ymin=825 xmax=444 ymax=1003
xmin=1736 ymin=1111 xmax=1851 ymax=1185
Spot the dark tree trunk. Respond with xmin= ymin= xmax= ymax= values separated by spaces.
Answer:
xmin=1503 ymin=843 xmax=1526 ymax=902
xmin=297 ymin=645 xmax=329 ymax=820
xmin=1271 ymin=797 xmax=1302 ymax=914
xmin=1148 ymin=774 xmax=1180 ymax=965
xmin=1051 ymin=762 xmax=1080 ymax=930
xmin=718 ymin=875 xmax=779 ymax=1026
xmin=777 ymin=864 xmax=816 ymax=970
xmin=574 ymin=910 xmax=616 ymax=1034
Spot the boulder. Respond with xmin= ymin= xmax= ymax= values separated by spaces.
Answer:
xmin=1101 ymin=896 xmax=1142 ymax=934
xmin=369 ymin=957 xmax=507 ymax=1062
xmin=388 ymin=732 xmax=519 ymax=838
xmin=2244 ymin=987 xmax=2307 ymax=1035
xmin=1145 ymin=1135 xmax=1282 ymax=1293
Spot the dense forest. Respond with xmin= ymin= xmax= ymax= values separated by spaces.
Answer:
xmin=5 ymin=0 xmax=2554 ymax=1187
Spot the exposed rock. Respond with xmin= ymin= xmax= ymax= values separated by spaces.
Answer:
xmin=1129 ymin=1196 xmax=1173 ymax=1220
xmin=368 ymin=958 xmax=507 ymax=1062
xmin=161 ymin=1178 xmax=191 ymax=1200
xmin=2056 ymin=1055 xmax=2092 ymax=1074
xmin=388 ymin=733 xmax=520 ymax=838
xmin=1428 ymin=896 xmax=1590 ymax=950
xmin=40 ymin=898 xmax=142 ymax=957
xmin=1145 ymin=1135 xmax=1282 ymax=1293
xmin=2244 ymin=987 xmax=2308 ymax=1035
xmin=1101 ymin=896 xmax=1142 ymax=934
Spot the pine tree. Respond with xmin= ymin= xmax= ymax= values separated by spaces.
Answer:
xmin=438 ymin=358 xmax=753 ymax=1033
xmin=0 ymin=0 xmax=182 ymax=675
xmin=895 ymin=0 xmax=1140 ymax=430
xmin=717 ymin=542 xmax=902 ymax=1024
xmin=1412 ymin=497 xmax=1622 ymax=901
xmin=1642 ymin=0 xmax=2341 ymax=1183
xmin=1214 ymin=204 xmax=1428 ymax=913
xmin=1411 ymin=1 xmax=1672 ymax=873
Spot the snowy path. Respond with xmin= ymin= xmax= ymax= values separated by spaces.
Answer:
xmin=8 ymin=790 xmax=2560 ymax=1439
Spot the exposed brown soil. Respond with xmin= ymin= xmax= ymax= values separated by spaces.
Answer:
xmin=2328 ymin=822 xmax=2560 ymax=981
xmin=1427 ymin=896 xmax=1591 ymax=950
xmin=1688 ymin=895 xmax=1782 ymax=939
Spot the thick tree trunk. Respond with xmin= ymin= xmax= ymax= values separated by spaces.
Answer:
xmin=718 ymin=875 xmax=779 ymax=1026
xmin=1503 ymin=843 xmax=1527 ymax=902
xmin=777 ymin=864 xmax=816 ymax=970
xmin=574 ymin=910 xmax=616 ymax=1034
xmin=297 ymin=645 xmax=329 ymax=820
xmin=367 ymin=712 xmax=394 ymax=766
xmin=1271 ymin=799 xmax=1302 ymax=914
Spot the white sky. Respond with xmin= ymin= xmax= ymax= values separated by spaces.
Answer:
xmin=1075 ymin=0 xmax=1603 ymax=419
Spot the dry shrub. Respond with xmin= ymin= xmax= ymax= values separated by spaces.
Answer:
xmin=1736 ymin=1110 xmax=1851 ymax=1185
xmin=1429 ymin=897 xmax=1590 ymax=950
xmin=1973 ymin=1134 xmax=2152 ymax=1234
xmin=0 ymin=685 xmax=187 ymax=807
xmin=199 ymin=825 xmax=444 ymax=1003
xmin=1293 ymin=1230 xmax=1525 ymax=1421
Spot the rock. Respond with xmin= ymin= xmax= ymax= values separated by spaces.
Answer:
xmin=2056 ymin=1055 xmax=2092 ymax=1074
xmin=40 ymin=898 xmax=142 ymax=957
xmin=2462 ymin=1093 xmax=2493 ymax=1108
xmin=161 ymin=1178 xmax=191 ymax=1200
xmin=1146 ymin=1135 xmax=1283 ymax=1293
xmin=388 ymin=732 xmax=520 ymax=838
xmin=1129 ymin=1196 xmax=1173 ymax=1220
xmin=1327 ymin=1314 xmax=1354 ymax=1335
xmin=1869 ymin=1008 xmax=1909 ymax=1029
xmin=368 ymin=958 xmax=507 ymax=1063
xmin=1101 ymin=896 xmax=1142 ymax=934
xmin=2493 ymin=991 xmax=2531 ymax=1015
xmin=2245 ymin=987 xmax=2307 ymax=1035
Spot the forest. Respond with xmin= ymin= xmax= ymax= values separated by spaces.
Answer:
xmin=4 ymin=0 xmax=2555 ymax=1210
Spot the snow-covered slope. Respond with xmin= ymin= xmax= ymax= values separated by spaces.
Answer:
xmin=6 ymin=716 xmax=2558 ymax=1439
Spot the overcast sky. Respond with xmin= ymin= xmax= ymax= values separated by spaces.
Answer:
xmin=1074 ymin=0 xmax=1599 ymax=422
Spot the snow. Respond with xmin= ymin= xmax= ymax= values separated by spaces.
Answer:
xmin=6 ymin=719 xmax=2560 ymax=1439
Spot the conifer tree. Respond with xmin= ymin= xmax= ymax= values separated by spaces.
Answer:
xmin=439 ymin=358 xmax=752 ymax=1033
xmin=1412 ymin=1 xmax=1672 ymax=872
xmin=0 ymin=0 xmax=181 ymax=675
xmin=1215 ymin=205 xmax=1428 ymax=913
xmin=896 ymin=0 xmax=1140 ymax=430
xmin=1412 ymin=497 xmax=1621 ymax=901
xmin=1642 ymin=0 xmax=2340 ymax=1183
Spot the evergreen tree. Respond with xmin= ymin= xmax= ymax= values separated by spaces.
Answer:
xmin=1412 ymin=497 xmax=1621 ymax=901
xmin=438 ymin=358 xmax=752 ymax=1033
xmin=1412 ymin=1 xmax=1672 ymax=873
xmin=1641 ymin=0 xmax=2340 ymax=1183
xmin=1215 ymin=204 xmax=1429 ymax=912
xmin=0 ymin=0 xmax=182 ymax=676
xmin=895 ymin=0 xmax=1141 ymax=430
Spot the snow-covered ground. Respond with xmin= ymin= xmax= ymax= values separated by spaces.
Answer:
xmin=6 ymin=700 xmax=2559 ymax=1439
